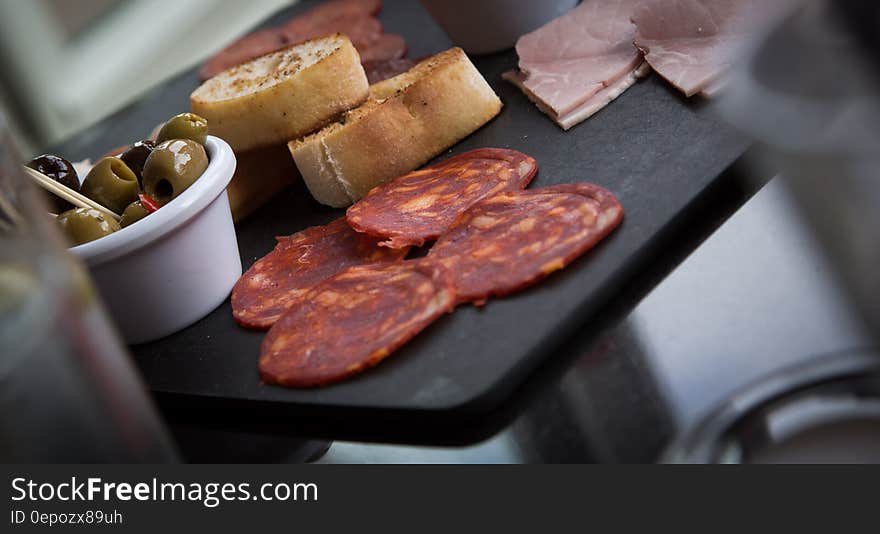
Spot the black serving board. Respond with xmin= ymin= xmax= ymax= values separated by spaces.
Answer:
xmin=53 ymin=0 xmax=749 ymax=442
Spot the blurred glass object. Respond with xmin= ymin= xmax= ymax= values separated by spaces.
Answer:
xmin=0 ymin=0 xmax=292 ymax=148
xmin=719 ymin=0 xmax=880 ymax=340
xmin=43 ymin=0 xmax=123 ymax=42
xmin=0 ymin=112 xmax=178 ymax=462
xmin=662 ymin=350 xmax=880 ymax=463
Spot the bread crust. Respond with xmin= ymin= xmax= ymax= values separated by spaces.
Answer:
xmin=289 ymin=48 xmax=503 ymax=207
xmin=191 ymin=34 xmax=369 ymax=152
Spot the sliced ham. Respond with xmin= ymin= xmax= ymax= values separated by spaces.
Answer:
xmin=505 ymin=0 xmax=645 ymax=130
xmin=699 ymin=75 xmax=729 ymax=97
xmin=505 ymin=61 xmax=650 ymax=130
xmin=632 ymin=0 xmax=798 ymax=97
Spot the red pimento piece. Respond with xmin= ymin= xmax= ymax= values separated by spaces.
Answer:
xmin=139 ymin=193 xmax=161 ymax=213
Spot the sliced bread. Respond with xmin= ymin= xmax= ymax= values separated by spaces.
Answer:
xmin=288 ymin=47 xmax=503 ymax=208
xmin=191 ymin=34 xmax=369 ymax=152
xmin=226 ymin=144 xmax=300 ymax=222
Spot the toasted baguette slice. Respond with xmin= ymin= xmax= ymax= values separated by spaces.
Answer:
xmin=226 ymin=144 xmax=300 ymax=222
xmin=191 ymin=34 xmax=369 ymax=152
xmin=288 ymin=47 xmax=503 ymax=207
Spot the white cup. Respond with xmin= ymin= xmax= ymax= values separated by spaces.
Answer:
xmin=69 ymin=136 xmax=241 ymax=344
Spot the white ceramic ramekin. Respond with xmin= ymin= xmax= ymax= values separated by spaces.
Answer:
xmin=419 ymin=0 xmax=578 ymax=55
xmin=69 ymin=136 xmax=241 ymax=344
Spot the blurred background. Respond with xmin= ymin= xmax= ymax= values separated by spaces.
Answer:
xmin=0 ymin=0 xmax=295 ymax=153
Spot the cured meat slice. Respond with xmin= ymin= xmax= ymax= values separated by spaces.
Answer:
xmin=283 ymin=15 xmax=383 ymax=50
xmin=507 ymin=0 xmax=644 ymax=129
xmin=357 ymin=33 xmax=408 ymax=63
xmin=532 ymin=182 xmax=624 ymax=213
xmin=363 ymin=57 xmax=416 ymax=84
xmin=632 ymin=0 xmax=797 ymax=97
xmin=199 ymin=0 xmax=386 ymax=80
xmin=427 ymin=183 xmax=623 ymax=304
xmin=199 ymin=28 xmax=290 ymax=81
xmin=284 ymin=0 xmax=382 ymax=34
xmin=346 ymin=149 xmax=538 ymax=249
xmin=231 ymin=218 xmax=408 ymax=330
xmin=699 ymin=76 xmax=728 ymax=98
xmin=504 ymin=61 xmax=650 ymax=130
xmin=259 ymin=261 xmax=455 ymax=387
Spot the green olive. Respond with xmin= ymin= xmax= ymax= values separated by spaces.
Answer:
xmin=141 ymin=139 xmax=208 ymax=205
xmin=155 ymin=113 xmax=208 ymax=145
xmin=57 ymin=207 xmax=121 ymax=246
xmin=120 ymin=200 xmax=150 ymax=227
xmin=81 ymin=157 xmax=139 ymax=214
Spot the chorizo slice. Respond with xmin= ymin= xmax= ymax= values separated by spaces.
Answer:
xmin=231 ymin=218 xmax=408 ymax=330
xmin=363 ymin=57 xmax=416 ymax=84
xmin=357 ymin=33 xmax=408 ymax=62
xmin=199 ymin=27 xmax=291 ymax=81
xmin=427 ymin=183 xmax=624 ymax=304
xmin=200 ymin=0 xmax=384 ymax=80
xmin=259 ymin=261 xmax=455 ymax=388
xmin=283 ymin=15 xmax=383 ymax=50
xmin=531 ymin=182 xmax=622 ymax=213
xmin=346 ymin=149 xmax=538 ymax=249
xmin=285 ymin=0 xmax=382 ymax=33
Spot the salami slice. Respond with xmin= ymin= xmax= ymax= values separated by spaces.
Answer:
xmin=346 ymin=149 xmax=538 ymax=249
xmin=363 ymin=57 xmax=416 ymax=84
xmin=427 ymin=183 xmax=624 ymax=304
xmin=285 ymin=0 xmax=382 ymax=34
xmin=200 ymin=0 xmax=384 ymax=80
xmin=283 ymin=15 xmax=383 ymax=50
xmin=232 ymin=218 xmax=408 ymax=330
xmin=259 ymin=261 xmax=455 ymax=387
xmin=357 ymin=33 xmax=408 ymax=62
xmin=530 ymin=182 xmax=623 ymax=214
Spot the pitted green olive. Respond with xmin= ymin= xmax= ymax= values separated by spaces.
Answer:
xmin=57 ymin=207 xmax=121 ymax=246
xmin=141 ymin=139 xmax=208 ymax=205
xmin=120 ymin=200 xmax=150 ymax=227
xmin=81 ymin=157 xmax=139 ymax=214
xmin=155 ymin=113 xmax=208 ymax=145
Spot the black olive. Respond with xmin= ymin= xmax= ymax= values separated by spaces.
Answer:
xmin=25 ymin=154 xmax=79 ymax=213
xmin=119 ymin=139 xmax=155 ymax=188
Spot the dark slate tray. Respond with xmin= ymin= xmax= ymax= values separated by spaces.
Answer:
xmin=52 ymin=0 xmax=749 ymax=443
